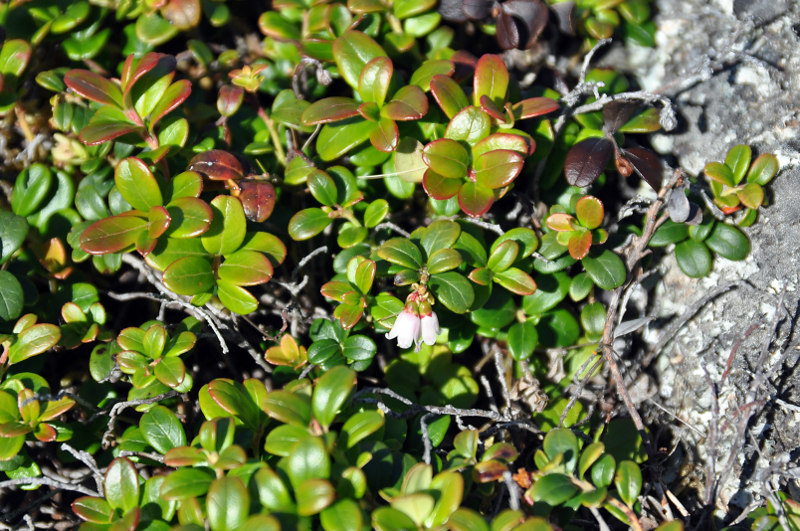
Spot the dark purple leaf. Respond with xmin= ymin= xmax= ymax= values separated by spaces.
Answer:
xmin=463 ymin=0 xmax=492 ymax=20
xmin=564 ymin=137 xmax=614 ymax=187
xmin=496 ymin=8 xmax=521 ymax=50
xmin=188 ymin=150 xmax=245 ymax=181
xmin=438 ymin=0 xmax=468 ymax=21
xmin=602 ymin=101 xmax=640 ymax=134
xmin=625 ymin=147 xmax=662 ymax=192
xmin=550 ymin=1 xmax=576 ymax=35
xmin=501 ymin=0 xmax=549 ymax=49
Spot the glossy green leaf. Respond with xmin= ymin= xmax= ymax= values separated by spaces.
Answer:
xmin=725 ymin=144 xmax=751 ymax=185
xmin=529 ymin=473 xmax=579 ymax=505
xmin=317 ymin=119 xmax=374 ymax=161
xmin=140 ymin=405 xmax=186 ymax=454
xmin=705 ymin=223 xmax=749 ymax=261
xmin=341 ymin=410 xmax=384 ymax=448
xmin=430 ymin=75 xmax=469 ymax=119
xmin=359 ymin=56 xmax=393 ymax=106
xmin=582 ymin=250 xmax=626 ymax=290
xmin=166 ymin=197 xmax=213 ymax=239
xmin=161 ymin=468 xmax=215 ymax=500
xmin=254 ymin=467 xmax=294 ymax=511
xmin=650 ymin=219 xmax=688 ymax=247
xmin=218 ymin=250 xmax=273 ymax=286
xmin=704 ymin=161 xmax=735 ymax=187
xmin=369 ymin=117 xmax=399 ymax=152
xmin=747 ymin=153 xmax=779 ymax=185
xmin=206 ymin=476 xmax=249 ymax=531
xmin=675 ymin=239 xmax=712 ymax=278
xmin=427 ymin=248 xmax=462 ymax=274
xmin=150 ymin=79 xmax=192 ymax=127
xmin=286 ymin=436 xmax=330 ymax=487
xmin=312 ymin=366 xmax=356 ymax=429
xmin=202 ymin=196 xmax=247 ymax=256
xmin=321 ymin=499 xmax=364 ymax=531
xmin=363 ymin=199 xmax=389 ymax=228
xmin=105 ymin=458 xmax=139 ymax=512
xmin=507 ymin=321 xmax=537 ymax=361
xmin=378 ymin=238 xmax=423 ymax=269
xmin=429 ymin=271 xmax=474 ymax=313
xmin=614 ymin=460 xmax=642 ymax=507
xmin=423 ymin=170 xmax=462 ymax=200
xmin=116 ymin=157 xmax=162 ymax=211
xmin=288 ymin=208 xmax=332 ymax=241
xmin=474 ymin=149 xmax=523 ymax=189
xmin=154 ymin=356 xmax=186 ymax=388
xmin=8 ymin=323 xmax=61 ymax=364
xmin=162 ymin=256 xmax=214 ymax=295
xmin=0 ymin=271 xmax=23 ymax=322
xmin=12 ymin=164 xmax=53 ymax=217
xmin=216 ymin=280 xmax=258 ymax=315
xmin=72 ymin=497 xmax=113 ymax=524
xmin=473 ymin=54 xmax=508 ymax=107
xmin=296 ymin=478 xmax=336 ymax=516
xmin=263 ymin=390 xmax=311 ymax=427
xmin=446 ymin=106 xmax=491 ymax=146
xmin=302 ymin=97 xmax=360 ymax=125
xmin=333 ymin=31 xmax=387 ymax=90
xmin=79 ymin=106 xmax=143 ymax=145
xmin=487 ymin=240 xmax=519 ymax=273
xmin=382 ymin=85 xmax=428 ymax=121
xmin=409 ymin=60 xmax=454 ymax=91
xmin=575 ymin=196 xmax=604 ymax=229
xmin=422 ymin=139 xmax=469 ymax=180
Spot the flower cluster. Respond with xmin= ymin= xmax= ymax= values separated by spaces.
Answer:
xmin=386 ymin=297 xmax=440 ymax=351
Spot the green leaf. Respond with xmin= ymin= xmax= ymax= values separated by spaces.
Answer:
xmin=427 ymin=248 xmax=462 ymax=274
xmin=80 ymin=214 xmax=147 ymax=255
xmin=378 ymin=238 xmax=423 ymax=269
xmin=429 ymin=271 xmax=474 ymax=313
xmin=421 ymin=220 xmax=460 ymax=257
xmin=705 ymin=222 xmax=750 ymax=261
xmin=737 ymin=182 xmax=764 ymax=209
xmin=341 ymin=410 xmax=384 ymax=448
xmin=591 ymin=454 xmax=616 ymax=489
xmin=161 ymin=468 xmax=215 ymax=500
xmin=263 ymin=390 xmax=311 ymax=427
xmin=473 ymin=54 xmax=508 ymax=107
xmin=725 ymin=145 xmax=751 ymax=185
xmin=140 ymin=405 xmax=186 ymax=454
xmin=207 ymin=476 xmax=249 ymax=531
xmin=487 ymin=240 xmax=519 ymax=273
xmin=312 ymin=366 xmax=356 ymax=429
xmin=296 ymin=478 xmax=336 ymax=516
xmin=409 ymin=60 xmax=454 ymax=91
xmin=150 ymin=79 xmax=191 ymax=127
xmin=321 ymin=499 xmax=364 ymax=531
xmin=359 ymin=56 xmax=393 ymax=107
xmin=333 ymin=31 xmax=387 ymax=90
xmin=704 ymin=161 xmax=735 ymax=187
xmin=649 ymin=219 xmax=688 ymax=247
xmin=614 ymin=460 xmax=642 ymax=507
xmin=675 ymin=239 xmax=712 ymax=278
xmin=529 ymin=473 xmax=579 ymax=506
xmin=286 ymin=436 xmax=330 ymax=488
xmin=507 ymin=321 xmax=537 ymax=361
xmin=364 ymin=199 xmax=389 ymax=228
xmin=316 ymin=119 xmax=374 ymax=161
xmin=79 ymin=106 xmax=142 ymax=145
xmin=445 ymin=106 xmax=491 ymax=146
xmin=575 ymin=196 xmax=604 ymax=229
xmin=494 ymin=267 xmax=537 ymax=296
xmin=582 ymin=250 xmax=626 ymax=290
xmin=373 ymin=507 xmax=418 ymax=531
xmin=747 ymin=153 xmax=779 ymax=185
xmin=392 ymin=138 xmax=427 ymax=183
xmin=473 ymin=149 xmax=524 ymax=190
xmin=201 ymin=196 xmax=247 ymax=256
xmin=342 ymin=335 xmax=376 ymax=362
xmin=581 ymin=302 xmax=606 ymax=338
xmin=382 ymin=85 xmax=428 ymax=121
xmin=216 ymin=279 xmax=258 ymax=315
xmin=154 ymin=356 xmax=187 ymax=388
xmin=104 ymin=458 xmax=139 ymax=512
xmin=422 ymin=139 xmax=469 ymax=180
xmin=254 ymin=467 xmax=294 ymax=511
xmin=430 ymin=75 xmax=469 ymax=120
xmin=12 ymin=164 xmax=53 ymax=217
xmin=0 ymin=271 xmax=23 ymax=322
xmin=423 ymin=170 xmax=462 ymax=200
xmin=458 ymin=181 xmax=494 ymax=218
xmin=543 ymin=428 xmax=580 ymax=471
xmin=162 ymin=256 xmax=214 ymax=296
xmin=8 ymin=323 xmax=61 ymax=364
xmin=288 ymin=208 xmax=332 ymax=241
xmin=218 ymin=250 xmax=273 ymax=286
xmin=302 ymin=97 xmax=360 ymax=126
xmin=578 ymin=442 xmax=606 ymax=478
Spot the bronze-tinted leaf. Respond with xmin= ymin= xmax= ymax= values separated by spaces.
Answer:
xmin=551 ymin=1 xmax=576 ymax=35
xmin=463 ymin=0 xmax=492 ymax=20
xmin=624 ymin=147 xmax=662 ymax=192
xmin=161 ymin=0 xmax=201 ymax=30
xmin=188 ymin=150 xmax=245 ymax=181
xmin=564 ymin=137 xmax=614 ymax=187
xmin=495 ymin=8 xmax=521 ymax=50
xmin=64 ymin=70 xmax=122 ymax=108
xmin=239 ymin=180 xmax=276 ymax=222
xmin=218 ymin=84 xmax=244 ymax=117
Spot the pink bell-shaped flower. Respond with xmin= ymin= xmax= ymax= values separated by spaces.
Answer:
xmin=418 ymin=301 xmax=439 ymax=350
xmin=385 ymin=302 xmax=420 ymax=349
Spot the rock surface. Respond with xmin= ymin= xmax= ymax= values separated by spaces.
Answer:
xmin=631 ymin=0 xmax=800 ymax=516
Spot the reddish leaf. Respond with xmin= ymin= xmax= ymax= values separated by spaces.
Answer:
xmin=473 ymin=55 xmax=508 ymax=107
xmin=625 ymin=147 xmax=662 ymax=192
xmin=568 ymin=230 xmax=592 ymax=260
xmin=381 ymin=85 xmax=429 ymax=121
xmin=80 ymin=213 xmax=148 ymax=254
xmin=369 ymin=118 xmax=399 ymax=152
xmin=79 ymin=107 xmax=143 ymax=145
xmin=121 ymin=52 xmax=175 ymax=95
xmin=479 ymin=95 xmax=507 ymax=122
xmin=64 ymin=70 xmax=122 ymax=107
xmin=473 ymin=149 xmax=524 ymax=189
xmin=546 ymin=213 xmax=577 ymax=232
xmin=217 ymin=84 xmax=244 ymax=117
xmin=458 ymin=181 xmax=494 ymax=217
xmin=512 ymin=97 xmax=560 ymax=120
xmin=564 ymin=137 xmax=614 ymax=187
xmin=423 ymin=170 xmax=462 ymax=200
xmin=320 ymin=280 xmax=351 ymax=301
xmin=188 ymin=150 xmax=245 ymax=181
xmin=301 ymin=97 xmax=360 ymax=125
xmin=473 ymin=132 xmax=533 ymax=157
xmin=148 ymin=206 xmax=171 ymax=239
xmin=358 ymin=101 xmax=380 ymax=121
xmin=430 ymin=74 xmax=469 ymax=119
xmin=150 ymin=79 xmax=191 ymax=127
xmin=239 ymin=180 xmax=276 ymax=222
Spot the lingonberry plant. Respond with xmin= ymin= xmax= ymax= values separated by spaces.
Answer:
xmin=0 ymin=0 xmax=788 ymax=529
